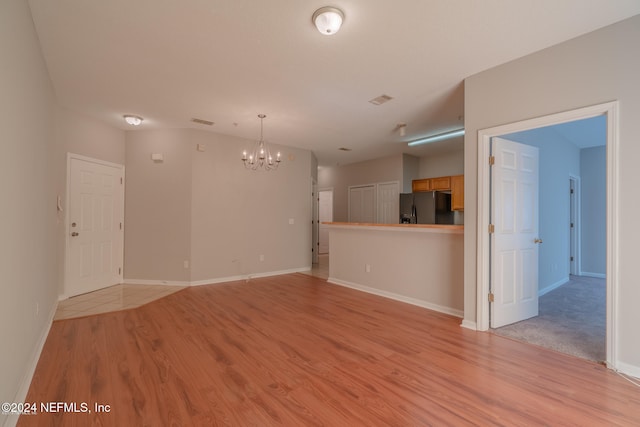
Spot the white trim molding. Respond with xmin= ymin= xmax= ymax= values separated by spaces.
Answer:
xmin=6 ymin=301 xmax=58 ymax=427
xmin=475 ymin=101 xmax=620 ymax=371
xmin=328 ymin=277 xmax=464 ymax=319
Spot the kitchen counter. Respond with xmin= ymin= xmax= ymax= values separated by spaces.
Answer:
xmin=325 ymin=221 xmax=463 ymax=317
xmin=323 ymin=222 xmax=463 ymax=233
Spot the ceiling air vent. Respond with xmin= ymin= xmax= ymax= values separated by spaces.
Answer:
xmin=191 ymin=118 xmax=214 ymax=126
xmin=368 ymin=94 xmax=393 ymax=106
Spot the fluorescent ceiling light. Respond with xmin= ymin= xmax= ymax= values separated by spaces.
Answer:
xmin=407 ymin=128 xmax=465 ymax=146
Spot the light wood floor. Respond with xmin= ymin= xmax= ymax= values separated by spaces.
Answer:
xmin=20 ymin=274 xmax=640 ymax=426
xmin=55 ymin=283 xmax=185 ymax=320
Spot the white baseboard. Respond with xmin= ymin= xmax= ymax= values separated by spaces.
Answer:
xmin=538 ymin=276 xmax=569 ymax=297
xmin=4 ymin=301 xmax=58 ymax=427
xmin=460 ymin=319 xmax=477 ymax=330
xmin=580 ymin=271 xmax=606 ymax=279
xmin=613 ymin=360 xmax=640 ymax=380
xmin=327 ymin=277 xmax=463 ymax=318
xmin=122 ymin=278 xmax=190 ymax=286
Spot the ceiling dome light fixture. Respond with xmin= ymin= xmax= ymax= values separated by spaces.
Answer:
xmin=312 ymin=6 xmax=344 ymax=35
xmin=242 ymin=114 xmax=281 ymax=171
xmin=123 ymin=114 xmax=143 ymax=126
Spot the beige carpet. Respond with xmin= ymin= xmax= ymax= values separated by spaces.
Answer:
xmin=493 ymin=275 xmax=605 ymax=362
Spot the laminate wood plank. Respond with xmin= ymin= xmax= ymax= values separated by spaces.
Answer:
xmin=18 ymin=273 xmax=640 ymax=426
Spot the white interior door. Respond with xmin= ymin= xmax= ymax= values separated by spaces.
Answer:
xmin=66 ymin=155 xmax=124 ymax=297
xmin=377 ymin=182 xmax=399 ymax=224
xmin=491 ymin=137 xmax=540 ymax=328
xmin=349 ymin=185 xmax=375 ymax=223
xmin=318 ymin=189 xmax=333 ymax=254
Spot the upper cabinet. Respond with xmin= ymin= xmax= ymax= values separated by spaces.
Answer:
xmin=430 ymin=176 xmax=451 ymax=191
xmin=412 ymin=174 xmax=464 ymax=211
xmin=412 ymin=178 xmax=431 ymax=192
xmin=412 ymin=175 xmax=451 ymax=192
xmin=451 ymin=175 xmax=464 ymax=211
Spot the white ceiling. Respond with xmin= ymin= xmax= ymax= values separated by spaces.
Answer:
xmin=27 ymin=1 xmax=640 ymax=166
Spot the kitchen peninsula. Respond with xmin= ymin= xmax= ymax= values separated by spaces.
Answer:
xmin=325 ymin=222 xmax=463 ymax=318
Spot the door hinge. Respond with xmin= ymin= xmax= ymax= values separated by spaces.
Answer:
xmin=118 ymin=267 xmax=122 ymax=275
xmin=120 ymin=177 xmax=123 ymax=185
xmin=488 ymin=224 xmax=495 ymax=233
xmin=489 ymin=156 xmax=495 ymax=166
xmin=119 ymin=222 xmax=123 ymax=230
xmin=570 ymin=256 xmax=574 ymax=261
xmin=570 ymin=188 xmax=574 ymax=194
xmin=570 ymin=222 xmax=574 ymax=228
xmin=488 ymin=292 xmax=495 ymax=303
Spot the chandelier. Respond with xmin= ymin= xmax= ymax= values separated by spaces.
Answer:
xmin=242 ymin=114 xmax=281 ymax=171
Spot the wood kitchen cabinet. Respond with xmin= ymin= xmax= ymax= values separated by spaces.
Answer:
xmin=412 ymin=178 xmax=431 ymax=192
xmin=430 ymin=176 xmax=451 ymax=191
xmin=412 ymin=176 xmax=451 ymax=192
xmin=451 ymin=174 xmax=464 ymax=211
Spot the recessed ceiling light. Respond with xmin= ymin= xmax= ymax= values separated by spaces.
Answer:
xmin=123 ymin=115 xmax=143 ymax=126
xmin=338 ymin=147 xmax=352 ymax=151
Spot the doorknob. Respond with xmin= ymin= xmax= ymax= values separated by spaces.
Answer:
xmin=71 ymin=232 xmax=79 ymax=237
xmin=534 ymin=238 xmax=543 ymax=244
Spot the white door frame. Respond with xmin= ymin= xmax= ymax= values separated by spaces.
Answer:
xmin=568 ymin=175 xmax=582 ymax=276
xmin=312 ymin=179 xmax=319 ymax=264
xmin=318 ymin=188 xmax=333 ymax=254
xmin=476 ymin=101 xmax=619 ymax=368
xmin=64 ymin=153 xmax=125 ymax=299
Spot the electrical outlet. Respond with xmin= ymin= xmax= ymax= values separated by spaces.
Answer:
xmin=365 ymin=264 xmax=371 ymax=273
xmin=259 ymin=254 xmax=265 ymax=262
xmin=183 ymin=260 xmax=189 ymax=269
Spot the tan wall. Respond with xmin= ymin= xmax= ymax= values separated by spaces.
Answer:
xmin=125 ymin=129 xmax=313 ymax=284
xmin=464 ymin=15 xmax=640 ymax=371
xmin=0 ymin=0 xmax=58 ymax=410
xmin=329 ymin=226 xmax=463 ymax=315
xmin=124 ymin=129 xmax=193 ymax=282
xmin=189 ymin=130 xmax=313 ymax=282
xmin=418 ymin=149 xmax=464 ymax=178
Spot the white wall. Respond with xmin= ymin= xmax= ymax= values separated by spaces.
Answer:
xmin=0 ymin=0 xmax=57 ymax=418
xmin=464 ymin=15 xmax=640 ymax=372
xmin=125 ymin=128 xmax=314 ymax=284
xmin=581 ymin=146 xmax=606 ymax=276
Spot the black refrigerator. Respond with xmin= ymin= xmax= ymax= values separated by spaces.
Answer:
xmin=399 ymin=192 xmax=454 ymax=224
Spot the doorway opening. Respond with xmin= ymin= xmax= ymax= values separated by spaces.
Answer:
xmin=476 ymin=101 xmax=619 ymax=368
